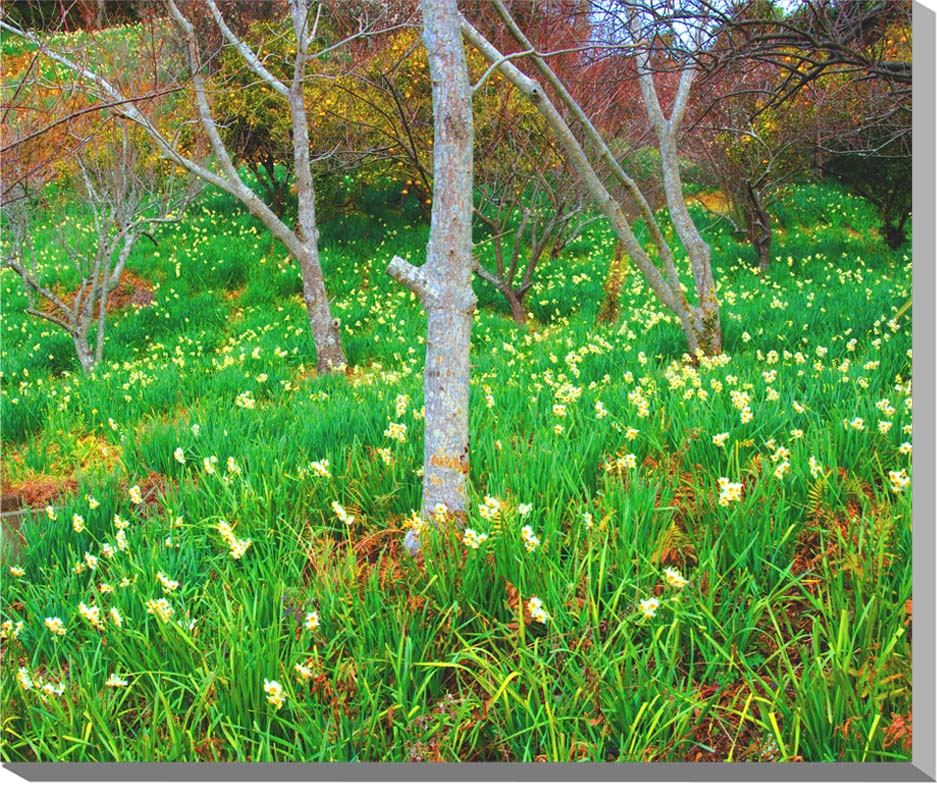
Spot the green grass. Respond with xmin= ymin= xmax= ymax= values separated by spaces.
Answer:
xmin=0 ymin=179 xmax=913 ymax=762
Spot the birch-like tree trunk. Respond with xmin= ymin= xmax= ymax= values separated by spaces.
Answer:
xmin=387 ymin=0 xmax=475 ymax=554
xmin=461 ymin=1 xmax=723 ymax=356
xmin=1 ymin=1 xmax=347 ymax=374
xmin=631 ymin=12 xmax=721 ymax=353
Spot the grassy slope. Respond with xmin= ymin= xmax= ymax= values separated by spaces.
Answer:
xmin=0 ymin=181 xmax=913 ymax=762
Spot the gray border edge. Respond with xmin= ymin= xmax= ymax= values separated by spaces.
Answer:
xmin=0 ymin=762 xmax=935 ymax=782
xmin=911 ymin=0 xmax=936 ymax=782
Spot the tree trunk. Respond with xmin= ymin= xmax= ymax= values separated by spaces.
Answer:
xmin=657 ymin=133 xmax=721 ymax=355
xmin=388 ymin=0 xmax=474 ymax=555
xmin=296 ymin=246 xmax=345 ymax=372
xmin=745 ymin=182 xmax=773 ymax=272
xmin=882 ymin=219 xmax=906 ymax=250
xmin=504 ymin=286 xmax=526 ymax=326
xmin=421 ymin=297 xmax=474 ymax=513
xmin=597 ymin=239 xmax=626 ymax=324
xmin=74 ymin=333 xmax=95 ymax=374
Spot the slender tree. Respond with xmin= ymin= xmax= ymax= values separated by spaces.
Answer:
xmin=1 ymin=1 xmax=410 ymax=373
xmin=461 ymin=0 xmax=723 ymax=354
xmin=386 ymin=0 xmax=475 ymax=552
xmin=2 ymin=121 xmax=197 ymax=372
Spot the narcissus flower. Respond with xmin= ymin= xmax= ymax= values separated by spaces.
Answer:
xmin=638 ymin=597 xmax=660 ymax=619
xmin=526 ymin=597 xmax=549 ymax=624
xmin=145 ymin=598 xmax=173 ymax=623
xmin=462 ymin=528 xmax=489 ymax=549
xmin=384 ymin=422 xmax=407 ymax=442
xmin=520 ymin=525 xmax=541 ymax=552
xmin=156 ymin=572 xmax=179 ymax=593
xmin=889 ymin=469 xmax=911 ymax=493
xmin=78 ymin=602 xmax=104 ymax=631
xmin=304 ymin=611 xmax=320 ymax=631
xmin=309 ymin=459 xmax=330 ymax=478
xmin=331 ymin=501 xmax=354 ymax=526
xmin=718 ymin=478 xmax=743 ymax=506
xmin=663 ymin=567 xmax=689 ymax=589
xmin=264 ymin=678 xmax=285 ymax=709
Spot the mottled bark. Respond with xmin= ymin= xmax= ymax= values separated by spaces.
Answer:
xmin=387 ymin=0 xmax=475 ymax=555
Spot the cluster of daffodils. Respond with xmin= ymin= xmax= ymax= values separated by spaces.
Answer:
xmin=638 ymin=597 xmax=660 ymax=620
xmin=145 ymin=598 xmax=174 ymax=623
xmin=663 ymin=567 xmax=689 ymax=589
xmin=718 ymin=477 xmax=743 ymax=507
xmin=294 ymin=663 xmax=315 ymax=681
xmin=394 ymin=394 xmax=410 ymax=417
xmin=404 ymin=510 xmax=428 ymax=540
xmin=264 ymin=678 xmax=285 ymax=710
xmin=520 ymin=525 xmax=541 ymax=552
xmin=601 ymin=452 xmax=637 ymax=475
xmin=877 ymin=398 xmax=897 ymax=417
xmin=216 ymin=519 xmax=252 ymax=559
xmin=44 ymin=617 xmax=66 ymax=636
xmin=304 ymin=611 xmax=320 ymax=631
xmin=309 ymin=459 xmax=330 ymax=478
xmin=77 ymin=601 xmax=105 ymax=631
xmin=235 ymin=390 xmax=257 ymax=410
xmin=526 ymin=597 xmax=549 ymax=624
xmin=1 ymin=620 xmax=24 ymax=640
xmin=477 ymin=495 xmax=504 ymax=521
xmin=462 ymin=528 xmax=489 ymax=549
xmin=627 ymin=388 xmax=650 ymax=418
xmin=889 ymin=469 xmax=911 ymax=493
xmin=712 ymin=432 xmax=730 ymax=448
xmin=809 ymin=456 xmax=823 ymax=479
xmin=114 ymin=514 xmax=130 ymax=552
xmin=374 ymin=447 xmax=394 ymax=465
xmin=639 ymin=567 xmax=690 ymax=620
xmin=332 ymin=501 xmax=354 ymax=526
xmin=730 ymin=389 xmax=753 ymax=426
xmin=384 ymin=422 xmax=407 ymax=443
xmin=16 ymin=667 xmax=65 ymax=699
xmin=156 ymin=571 xmax=180 ymax=593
